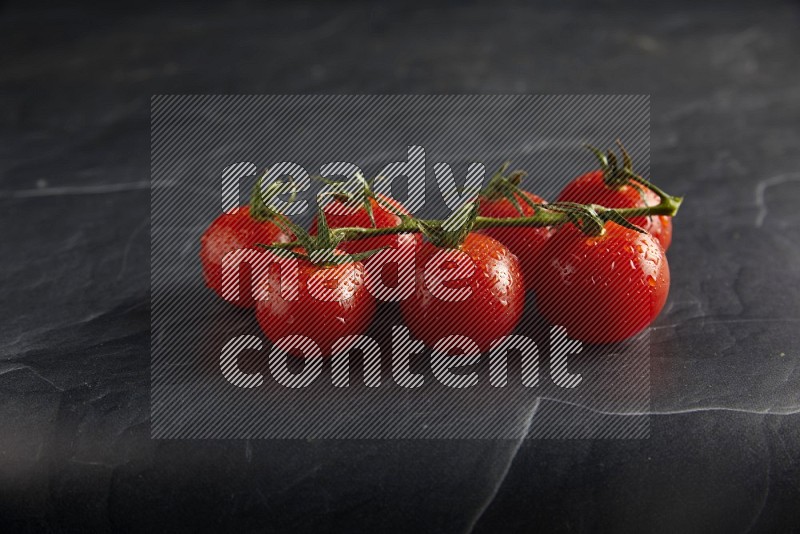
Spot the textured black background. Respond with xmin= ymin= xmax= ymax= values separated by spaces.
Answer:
xmin=2 ymin=1 xmax=800 ymax=532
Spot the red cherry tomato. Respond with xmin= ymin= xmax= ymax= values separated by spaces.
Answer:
xmin=310 ymin=194 xmax=420 ymax=254
xmin=254 ymin=256 xmax=376 ymax=356
xmin=200 ymin=206 xmax=292 ymax=307
xmin=532 ymin=223 xmax=670 ymax=344
xmin=477 ymin=190 xmax=553 ymax=290
xmin=557 ymin=170 xmax=672 ymax=251
xmin=400 ymin=233 xmax=525 ymax=353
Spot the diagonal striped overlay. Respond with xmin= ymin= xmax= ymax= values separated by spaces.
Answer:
xmin=151 ymin=95 xmax=651 ymax=439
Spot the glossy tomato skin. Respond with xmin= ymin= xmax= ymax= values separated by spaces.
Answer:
xmin=477 ymin=190 xmax=553 ymax=290
xmin=400 ymin=233 xmax=525 ymax=353
xmin=254 ymin=258 xmax=375 ymax=356
xmin=557 ymin=171 xmax=672 ymax=250
xmin=200 ymin=206 xmax=292 ymax=308
xmin=532 ymin=223 xmax=669 ymax=344
xmin=310 ymin=195 xmax=421 ymax=254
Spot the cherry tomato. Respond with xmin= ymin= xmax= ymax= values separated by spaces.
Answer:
xmin=254 ymin=255 xmax=376 ymax=356
xmin=400 ymin=233 xmax=525 ymax=353
xmin=557 ymin=171 xmax=672 ymax=251
xmin=200 ymin=206 xmax=293 ymax=307
xmin=477 ymin=190 xmax=553 ymax=290
xmin=310 ymin=194 xmax=420 ymax=254
xmin=532 ymin=223 xmax=670 ymax=344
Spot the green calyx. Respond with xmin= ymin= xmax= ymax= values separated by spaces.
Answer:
xmin=251 ymin=171 xmax=388 ymax=266
xmin=585 ymin=140 xmax=644 ymax=190
xmin=585 ymin=140 xmax=684 ymax=226
xmin=415 ymin=201 xmax=479 ymax=249
xmin=257 ymin=203 xmax=387 ymax=267
xmin=248 ymin=171 xmax=283 ymax=222
xmin=480 ymin=162 xmax=540 ymax=215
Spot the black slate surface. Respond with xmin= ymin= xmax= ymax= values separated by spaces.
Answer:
xmin=2 ymin=1 xmax=800 ymax=532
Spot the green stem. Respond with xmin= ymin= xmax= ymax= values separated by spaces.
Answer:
xmin=267 ymin=194 xmax=683 ymax=250
xmin=625 ymin=172 xmax=684 ymax=213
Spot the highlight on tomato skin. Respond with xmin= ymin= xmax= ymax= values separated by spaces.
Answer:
xmin=532 ymin=222 xmax=670 ymax=345
xmin=254 ymin=256 xmax=376 ymax=357
xmin=477 ymin=189 xmax=554 ymax=290
xmin=400 ymin=233 xmax=526 ymax=354
xmin=199 ymin=206 xmax=293 ymax=308
xmin=557 ymin=170 xmax=673 ymax=251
